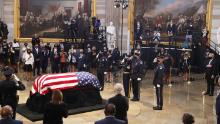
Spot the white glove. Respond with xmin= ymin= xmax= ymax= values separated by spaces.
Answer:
xmin=83 ymin=64 xmax=86 ymax=68
xmin=104 ymin=72 xmax=107 ymax=75
xmin=13 ymin=74 xmax=20 ymax=82
xmin=137 ymin=78 xmax=141 ymax=81
xmin=153 ymin=58 xmax=157 ymax=63
xmin=157 ymin=84 xmax=160 ymax=88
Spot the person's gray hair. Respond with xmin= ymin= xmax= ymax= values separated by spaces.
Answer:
xmin=114 ymin=83 xmax=123 ymax=94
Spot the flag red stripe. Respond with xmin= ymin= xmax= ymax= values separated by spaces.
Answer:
xmin=40 ymin=79 xmax=78 ymax=90
xmin=32 ymin=73 xmax=79 ymax=95
xmin=41 ymin=86 xmax=80 ymax=95
xmin=43 ymin=74 xmax=76 ymax=81
xmin=38 ymin=75 xmax=48 ymax=92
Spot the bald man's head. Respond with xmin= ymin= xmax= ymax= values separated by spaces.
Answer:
xmin=104 ymin=103 xmax=116 ymax=116
xmin=1 ymin=105 xmax=13 ymax=118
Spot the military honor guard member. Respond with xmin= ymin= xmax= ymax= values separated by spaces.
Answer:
xmin=153 ymin=56 xmax=165 ymax=110
xmin=97 ymin=52 xmax=108 ymax=91
xmin=122 ymin=54 xmax=132 ymax=97
xmin=130 ymin=50 xmax=144 ymax=101
xmin=0 ymin=67 xmax=25 ymax=119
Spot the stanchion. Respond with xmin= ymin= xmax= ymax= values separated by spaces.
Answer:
xmin=187 ymin=66 xmax=191 ymax=84
xmin=168 ymin=67 xmax=172 ymax=87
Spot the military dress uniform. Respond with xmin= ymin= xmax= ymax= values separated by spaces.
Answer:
xmin=2 ymin=40 xmax=8 ymax=65
xmin=204 ymin=56 xmax=216 ymax=96
xmin=153 ymin=63 xmax=165 ymax=110
xmin=97 ymin=53 xmax=108 ymax=90
xmin=0 ymin=68 xmax=25 ymax=119
xmin=122 ymin=56 xmax=131 ymax=97
xmin=130 ymin=56 xmax=144 ymax=101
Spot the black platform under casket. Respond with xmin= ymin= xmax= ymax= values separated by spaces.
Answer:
xmin=26 ymin=87 xmax=103 ymax=113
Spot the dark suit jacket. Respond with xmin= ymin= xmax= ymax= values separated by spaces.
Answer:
xmin=95 ymin=116 xmax=126 ymax=124
xmin=153 ymin=64 xmax=165 ymax=85
xmin=205 ymin=59 xmax=216 ymax=79
xmin=108 ymin=94 xmax=129 ymax=121
xmin=32 ymin=47 xmax=42 ymax=62
xmin=0 ymin=118 xmax=23 ymax=124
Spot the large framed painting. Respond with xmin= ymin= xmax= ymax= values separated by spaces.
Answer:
xmin=133 ymin=0 xmax=210 ymax=43
xmin=14 ymin=0 xmax=93 ymax=42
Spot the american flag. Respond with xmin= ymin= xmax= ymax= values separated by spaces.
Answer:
xmin=31 ymin=72 xmax=101 ymax=95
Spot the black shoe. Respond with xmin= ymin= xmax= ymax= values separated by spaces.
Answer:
xmin=131 ymin=98 xmax=139 ymax=101
xmin=203 ymin=92 xmax=209 ymax=95
xmin=209 ymin=94 xmax=214 ymax=96
xmin=153 ymin=106 xmax=162 ymax=110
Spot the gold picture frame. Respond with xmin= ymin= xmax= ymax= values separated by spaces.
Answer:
xmin=14 ymin=0 xmax=96 ymax=42
xmin=130 ymin=0 xmax=213 ymax=45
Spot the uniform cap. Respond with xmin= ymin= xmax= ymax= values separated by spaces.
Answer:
xmin=3 ymin=67 xmax=14 ymax=76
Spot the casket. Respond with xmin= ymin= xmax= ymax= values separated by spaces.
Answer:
xmin=26 ymin=72 xmax=103 ymax=113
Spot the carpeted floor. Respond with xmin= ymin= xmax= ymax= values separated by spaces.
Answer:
xmin=17 ymin=100 xmax=106 ymax=122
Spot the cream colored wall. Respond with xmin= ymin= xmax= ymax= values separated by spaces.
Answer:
xmin=96 ymin=0 xmax=130 ymax=53
xmin=0 ymin=0 xmax=3 ymax=19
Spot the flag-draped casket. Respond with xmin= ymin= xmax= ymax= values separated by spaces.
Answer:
xmin=26 ymin=72 xmax=103 ymax=113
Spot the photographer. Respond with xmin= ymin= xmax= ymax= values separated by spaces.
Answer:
xmin=0 ymin=67 xmax=25 ymax=119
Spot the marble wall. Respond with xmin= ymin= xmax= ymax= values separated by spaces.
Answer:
xmin=210 ymin=0 xmax=220 ymax=53
xmin=2 ymin=0 xmax=14 ymax=41
xmin=0 ymin=0 xmax=3 ymax=20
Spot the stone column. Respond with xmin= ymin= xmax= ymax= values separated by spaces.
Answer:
xmin=0 ymin=0 xmax=3 ymax=19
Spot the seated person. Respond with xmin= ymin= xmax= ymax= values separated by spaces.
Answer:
xmin=0 ymin=105 xmax=23 ymax=124
xmin=95 ymin=103 xmax=126 ymax=124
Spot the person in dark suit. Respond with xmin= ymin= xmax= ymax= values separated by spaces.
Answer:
xmin=32 ymin=44 xmax=42 ymax=76
xmin=0 ymin=105 xmax=23 ymax=124
xmin=41 ymin=46 xmax=50 ymax=73
xmin=97 ymin=52 xmax=108 ymax=91
xmin=31 ymin=34 xmax=40 ymax=47
xmin=43 ymin=90 xmax=68 ymax=124
xmin=0 ymin=67 xmax=25 ymax=119
xmin=130 ymin=50 xmax=144 ymax=101
xmin=77 ymin=49 xmax=88 ymax=72
xmin=204 ymin=52 xmax=216 ymax=96
xmin=216 ymin=89 xmax=220 ymax=124
xmin=108 ymin=83 xmax=129 ymax=124
xmin=122 ymin=54 xmax=131 ymax=97
xmin=50 ymin=47 xmax=60 ymax=73
xmin=95 ymin=103 xmax=126 ymax=124
xmin=2 ymin=39 xmax=9 ymax=65
xmin=153 ymin=56 xmax=165 ymax=110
